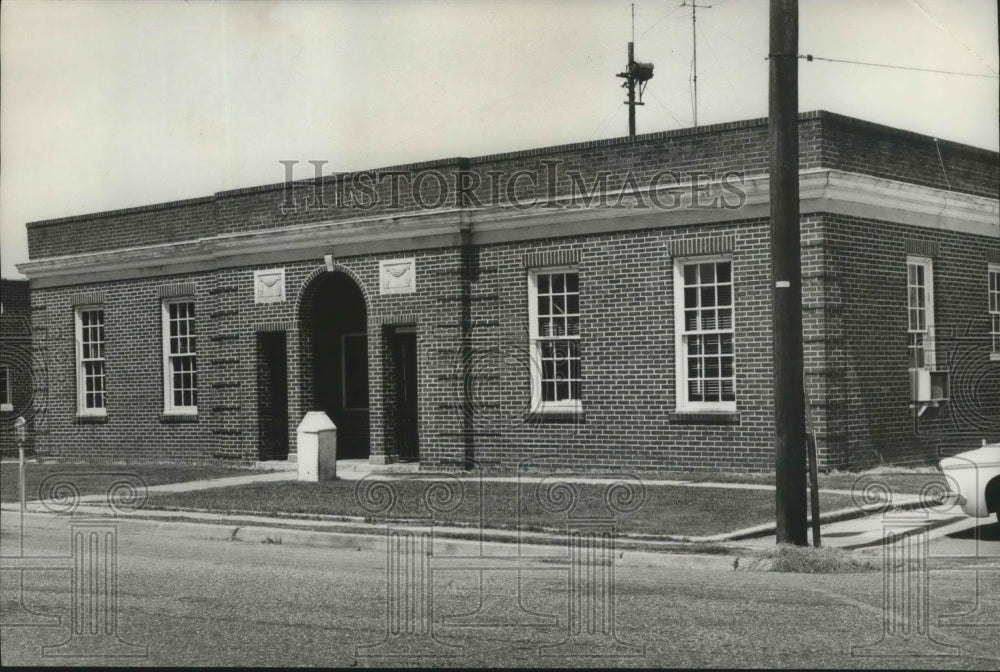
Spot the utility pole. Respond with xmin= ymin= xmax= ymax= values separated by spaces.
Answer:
xmin=628 ymin=42 xmax=637 ymax=137
xmin=616 ymin=43 xmax=654 ymax=138
xmin=769 ymin=0 xmax=808 ymax=546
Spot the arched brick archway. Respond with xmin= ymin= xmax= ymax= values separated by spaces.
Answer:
xmin=294 ymin=266 xmax=372 ymax=459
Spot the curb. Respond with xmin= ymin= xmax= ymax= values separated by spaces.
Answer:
xmin=1 ymin=509 xmax=766 ymax=572
xmin=0 ymin=491 xmax=921 ymax=551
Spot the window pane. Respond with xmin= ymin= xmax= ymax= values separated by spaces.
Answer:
xmin=551 ymin=295 xmax=565 ymax=315
xmin=700 ymin=286 xmax=716 ymax=308
xmin=566 ymin=294 xmax=579 ymax=315
xmin=556 ymin=381 xmax=569 ymax=401
xmin=543 ymin=381 xmax=555 ymax=402
xmin=684 ymin=287 xmax=698 ymax=310
xmin=717 ymin=284 xmax=732 ymax=307
xmin=700 ymin=263 xmax=716 ymax=283
xmin=537 ymin=295 xmax=550 ymax=316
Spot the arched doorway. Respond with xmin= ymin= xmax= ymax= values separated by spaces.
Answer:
xmin=307 ymin=272 xmax=370 ymax=459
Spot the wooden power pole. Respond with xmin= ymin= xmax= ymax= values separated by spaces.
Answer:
xmin=769 ymin=0 xmax=808 ymax=546
xmin=617 ymin=42 xmax=653 ymax=138
xmin=628 ymin=42 xmax=637 ymax=137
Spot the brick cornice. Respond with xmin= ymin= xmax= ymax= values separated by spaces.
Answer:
xmin=18 ymin=169 xmax=999 ymax=289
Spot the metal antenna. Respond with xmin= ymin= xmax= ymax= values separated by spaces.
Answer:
xmin=682 ymin=1 xmax=713 ymax=126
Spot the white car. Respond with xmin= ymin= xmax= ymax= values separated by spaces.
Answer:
xmin=938 ymin=443 xmax=1000 ymax=524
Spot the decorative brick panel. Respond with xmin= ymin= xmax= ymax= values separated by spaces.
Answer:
xmin=378 ymin=314 xmax=420 ymax=326
xmin=254 ymin=321 xmax=294 ymax=332
xmin=69 ymin=291 xmax=106 ymax=306
xmin=158 ymin=282 xmax=197 ymax=298
xmin=668 ymin=235 xmax=735 ymax=257
xmin=522 ymin=249 xmax=581 ymax=269
xmin=904 ymin=239 xmax=940 ymax=257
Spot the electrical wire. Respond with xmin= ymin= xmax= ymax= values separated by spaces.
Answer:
xmin=798 ymin=54 xmax=998 ymax=79
xmin=647 ymin=90 xmax=687 ymax=128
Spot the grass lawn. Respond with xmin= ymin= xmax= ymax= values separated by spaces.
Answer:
xmin=0 ymin=461 xmax=252 ymax=503
xmin=818 ymin=471 xmax=947 ymax=495
xmin=146 ymin=479 xmax=857 ymax=537
xmin=576 ymin=469 xmax=947 ymax=495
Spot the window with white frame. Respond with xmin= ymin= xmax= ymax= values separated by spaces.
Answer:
xmin=674 ymin=257 xmax=735 ymax=411
xmin=75 ymin=306 xmax=106 ymax=415
xmin=528 ymin=268 xmax=581 ymax=411
xmin=0 ymin=365 xmax=11 ymax=411
xmin=163 ymin=299 xmax=197 ymax=413
xmin=907 ymin=256 xmax=935 ymax=369
xmin=990 ymin=263 xmax=999 ymax=360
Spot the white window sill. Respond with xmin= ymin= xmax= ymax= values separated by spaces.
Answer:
xmin=161 ymin=411 xmax=199 ymax=423
xmin=76 ymin=410 xmax=108 ymax=423
xmin=0 ymin=404 xmax=14 ymax=412
xmin=528 ymin=402 xmax=585 ymax=421
xmin=531 ymin=402 xmax=583 ymax=414
xmin=674 ymin=403 xmax=737 ymax=414
xmin=77 ymin=409 xmax=107 ymax=417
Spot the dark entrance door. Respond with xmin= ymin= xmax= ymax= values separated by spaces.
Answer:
xmin=393 ymin=330 xmax=419 ymax=461
xmin=310 ymin=272 xmax=370 ymax=459
xmin=257 ymin=332 xmax=288 ymax=460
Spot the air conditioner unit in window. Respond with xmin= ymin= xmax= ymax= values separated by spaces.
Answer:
xmin=910 ymin=368 xmax=949 ymax=416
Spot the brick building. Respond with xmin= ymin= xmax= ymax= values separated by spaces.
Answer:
xmin=16 ymin=111 xmax=1000 ymax=471
xmin=1 ymin=279 xmax=35 ymax=455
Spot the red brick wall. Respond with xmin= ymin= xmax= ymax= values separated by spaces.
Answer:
xmin=27 ymin=212 xmax=1000 ymax=470
xmin=817 ymin=215 xmax=1000 ymax=468
xmin=26 ymin=218 xmax=771 ymax=470
xmin=22 ymin=111 xmax=1000 ymax=471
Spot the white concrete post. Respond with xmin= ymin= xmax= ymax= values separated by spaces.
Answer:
xmin=296 ymin=412 xmax=337 ymax=482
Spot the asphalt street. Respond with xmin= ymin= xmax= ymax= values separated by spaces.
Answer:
xmin=2 ymin=519 xmax=998 ymax=668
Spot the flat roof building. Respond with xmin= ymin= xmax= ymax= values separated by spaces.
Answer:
xmin=18 ymin=111 xmax=1000 ymax=471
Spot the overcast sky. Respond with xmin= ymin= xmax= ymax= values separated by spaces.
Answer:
xmin=1 ymin=0 xmax=997 ymax=279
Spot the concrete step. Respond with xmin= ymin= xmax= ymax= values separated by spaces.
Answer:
xmin=254 ymin=458 xmax=421 ymax=474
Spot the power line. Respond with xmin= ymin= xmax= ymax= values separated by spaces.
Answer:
xmin=794 ymin=53 xmax=999 ymax=79
xmin=908 ymin=0 xmax=998 ymax=76
xmin=639 ymin=4 xmax=686 ymax=37
xmin=647 ymin=90 xmax=686 ymax=128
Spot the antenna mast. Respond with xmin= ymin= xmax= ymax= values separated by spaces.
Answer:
xmin=683 ymin=1 xmax=713 ymax=126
